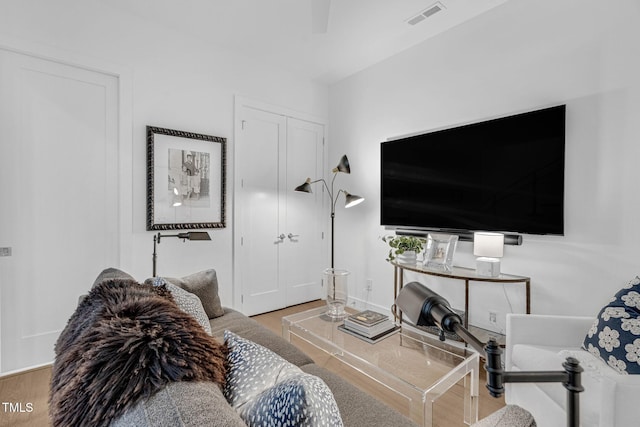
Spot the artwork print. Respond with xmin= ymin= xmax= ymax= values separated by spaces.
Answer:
xmin=147 ymin=126 xmax=226 ymax=230
xmin=168 ymin=148 xmax=210 ymax=206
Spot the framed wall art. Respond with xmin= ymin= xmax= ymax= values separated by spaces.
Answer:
xmin=146 ymin=126 xmax=226 ymax=230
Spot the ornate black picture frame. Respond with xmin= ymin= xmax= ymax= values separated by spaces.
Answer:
xmin=146 ymin=126 xmax=226 ymax=230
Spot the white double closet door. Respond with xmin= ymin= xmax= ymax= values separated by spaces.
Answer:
xmin=235 ymin=101 xmax=326 ymax=316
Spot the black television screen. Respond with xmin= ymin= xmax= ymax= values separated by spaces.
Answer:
xmin=380 ymin=105 xmax=565 ymax=236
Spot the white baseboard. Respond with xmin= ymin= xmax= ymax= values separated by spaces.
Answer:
xmin=347 ymin=296 xmax=393 ymax=316
xmin=0 ymin=361 xmax=52 ymax=378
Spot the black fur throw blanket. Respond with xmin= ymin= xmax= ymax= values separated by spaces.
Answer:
xmin=49 ymin=279 xmax=227 ymax=427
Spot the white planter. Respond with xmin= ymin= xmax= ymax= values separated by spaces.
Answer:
xmin=396 ymin=251 xmax=417 ymax=264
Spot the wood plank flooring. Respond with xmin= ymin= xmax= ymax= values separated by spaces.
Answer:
xmin=0 ymin=365 xmax=52 ymax=427
xmin=0 ymin=300 xmax=504 ymax=427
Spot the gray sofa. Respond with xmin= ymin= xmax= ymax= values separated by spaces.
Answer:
xmin=52 ymin=268 xmax=417 ymax=427
xmin=209 ymin=307 xmax=417 ymax=427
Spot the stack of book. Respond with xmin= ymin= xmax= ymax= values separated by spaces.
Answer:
xmin=339 ymin=310 xmax=400 ymax=343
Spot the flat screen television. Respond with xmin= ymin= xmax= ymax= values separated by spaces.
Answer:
xmin=380 ymin=105 xmax=565 ymax=237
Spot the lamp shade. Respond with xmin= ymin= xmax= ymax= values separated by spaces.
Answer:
xmin=181 ymin=231 xmax=211 ymax=241
xmin=473 ymin=232 xmax=504 ymax=258
xmin=332 ymin=155 xmax=351 ymax=174
xmin=344 ymin=192 xmax=364 ymax=208
xmin=157 ymin=231 xmax=211 ymax=243
xmin=395 ymin=281 xmax=463 ymax=331
xmin=294 ymin=178 xmax=313 ymax=193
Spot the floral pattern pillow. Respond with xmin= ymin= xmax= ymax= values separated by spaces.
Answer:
xmin=583 ymin=276 xmax=640 ymax=374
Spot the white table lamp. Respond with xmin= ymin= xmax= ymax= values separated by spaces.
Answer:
xmin=473 ymin=232 xmax=504 ymax=277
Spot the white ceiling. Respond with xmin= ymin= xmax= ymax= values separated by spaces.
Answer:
xmin=105 ymin=0 xmax=510 ymax=84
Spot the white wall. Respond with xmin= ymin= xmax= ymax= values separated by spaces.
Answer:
xmin=2 ymin=0 xmax=638 ymax=333
xmin=329 ymin=0 xmax=640 ymax=331
xmin=0 ymin=0 xmax=328 ymax=308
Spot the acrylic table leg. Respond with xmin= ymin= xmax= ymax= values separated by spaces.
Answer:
xmin=464 ymin=279 xmax=470 ymax=328
xmin=464 ymin=364 xmax=479 ymax=425
xmin=398 ymin=268 xmax=404 ymax=323
xmin=423 ymin=353 xmax=479 ymax=427
xmin=393 ymin=266 xmax=398 ymax=319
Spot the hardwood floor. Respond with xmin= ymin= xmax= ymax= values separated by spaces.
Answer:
xmin=0 ymin=365 xmax=52 ymax=427
xmin=0 ymin=300 xmax=504 ymax=427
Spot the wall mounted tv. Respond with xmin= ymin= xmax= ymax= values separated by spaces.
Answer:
xmin=380 ymin=105 xmax=565 ymax=238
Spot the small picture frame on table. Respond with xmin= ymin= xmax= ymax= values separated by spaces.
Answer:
xmin=424 ymin=234 xmax=458 ymax=271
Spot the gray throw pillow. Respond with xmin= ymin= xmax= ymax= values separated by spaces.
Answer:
xmin=81 ymin=267 xmax=137 ymax=305
xmin=151 ymin=277 xmax=212 ymax=334
xmin=152 ymin=269 xmax=224 ymax=319
xmin=92 ymin=267 xmax=136 ymax=288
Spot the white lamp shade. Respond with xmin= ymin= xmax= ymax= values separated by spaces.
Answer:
xmin=473 ymin=232 xmax=504 ymax=258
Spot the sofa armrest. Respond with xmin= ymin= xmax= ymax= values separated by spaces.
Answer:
xmin=602 ymin=375 xmax=640 ymax=427
xmin=505 ymin=314 xmax=593 ymax=370
xmin=507 ymin=314 xmax=593 ymax=347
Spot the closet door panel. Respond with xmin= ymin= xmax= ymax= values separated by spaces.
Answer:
xmin=235 ymin=108 xmax=286 ymax=315
xmin=284 ymin=118 xmax=324 ymax=306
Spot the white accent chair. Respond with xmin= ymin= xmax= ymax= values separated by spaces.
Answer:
xmin=505 ymin=314 xmax=640 ymax=427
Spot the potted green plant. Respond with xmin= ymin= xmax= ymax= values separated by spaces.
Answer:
xmin=382 ymin=235 xmax=426 ymax=263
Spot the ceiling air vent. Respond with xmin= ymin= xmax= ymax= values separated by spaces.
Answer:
xmin=407 ymin=2 xmax=445 ymax=26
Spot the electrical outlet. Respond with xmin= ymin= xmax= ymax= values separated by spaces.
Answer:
xmin=365 ymin=279 xmax=373 ymax=291
xmin=489 ymin=311 xmax=497 ymax=324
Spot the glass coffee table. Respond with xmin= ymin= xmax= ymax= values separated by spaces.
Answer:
xmin=282 ymin=306 xmax=479 ymax=427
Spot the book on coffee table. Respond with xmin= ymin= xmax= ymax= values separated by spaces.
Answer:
xmin=344 ymin=317 xmax=396 ymax=337
xmin=342 ymin=310 xmax=398 ymax=341
xmin=345 ymin=310 xmax=389 ymax=327
xmin=338 ymin=324 xmax=401 ymax=344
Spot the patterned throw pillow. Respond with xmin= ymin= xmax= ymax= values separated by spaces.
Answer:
xmin=240 ymin=374 xmax=342 ymax=427
xmin=223 ymin=331 xmax=343 ymax=427
xmin=583 ymin=276 xmax=640 ymax=374
xmin=152 ymin=277 xmax=212 ymax=335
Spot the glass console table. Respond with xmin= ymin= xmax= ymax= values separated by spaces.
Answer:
xmin=283 ymin=306 xmax=479 ymax=427
xmin=392 ymin=261 xmax=531 ymax=345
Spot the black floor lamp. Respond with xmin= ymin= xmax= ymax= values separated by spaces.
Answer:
xmin=395 ymin=282 xmax=584 ymax=427
xmin=295 ymin=154 xmax=365 ymax=319
xmin=152 ymin=231 xmax=211 ymax=276
xmin=294 ymin=154 xmax=364 ymax=268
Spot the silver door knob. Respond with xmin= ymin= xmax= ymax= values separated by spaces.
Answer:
xmin=277 ymin=234 xmax=286 ymax=241
xmin=287 ymin=233 xmax=299 ymax=239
